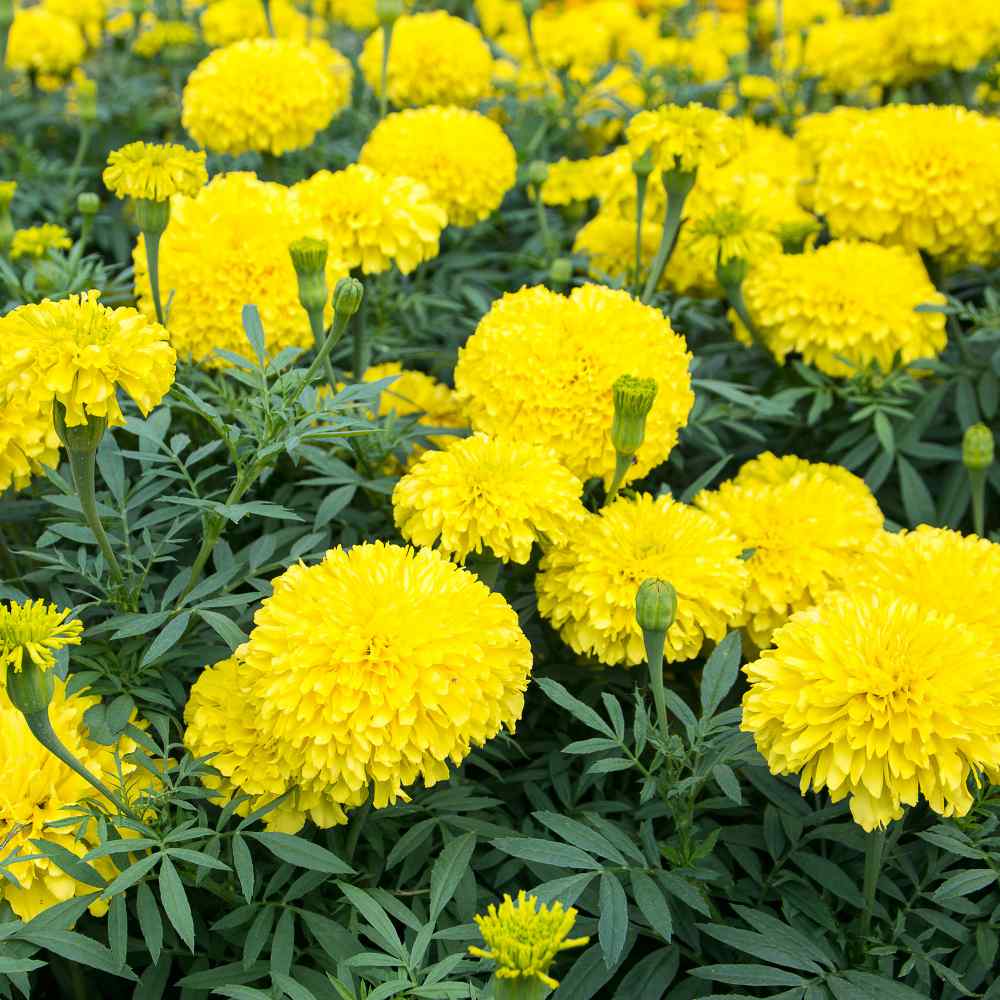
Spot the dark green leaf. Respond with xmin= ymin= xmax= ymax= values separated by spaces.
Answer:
xmin=598 ymin=872 xmax=628 ymax=967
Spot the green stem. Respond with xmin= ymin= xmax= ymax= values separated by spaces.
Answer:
xmin=66 ymin=445 xmax=124 ymax=584
xmin=261 ymin=0 xmax=275 ymax=36
xmin=345 ymin=800 xmax=371 ymax=862
xmin=352 ymin=301 xmax=369 ymax=380
xmin=379 ymin=22 xmax=394 ymax=119
xmin=633 ymin=171 xmax=649 ymax=294
xmin=64 ymin=126 xmax=92 ymax=207
xmin=143 ymin=229 xmax=166 ymax=327
xmin=303 ymin=301 xmax=357 ymax=388
xmin=860 ymin=826 xmax=886 ymax=957
xmin=24 ymin=710 xmax=138 ymax=821
xmin=306 ymin=307 xmax=337 ymax=388
xmin=640 ymin=170 xmax=696 ymax=304
xmin=969 ymin=467 xmax=986 ymax=536
xmin=534 ymin=191 xmax=553 ymax=258
xmin=605 ymin=452 xmax=632 ymax=505
xmin=176 ymin=511 xmax=227 ymax=607
xmin=494 ymin=979 xmax=550 ymax=1000
xmin=641 ymin=627 xmax=669 ymax=743
xmin=721 ymin=274 xmax=767 ymax=353
xmin=466 ymin=552 xmax=502 ymax=590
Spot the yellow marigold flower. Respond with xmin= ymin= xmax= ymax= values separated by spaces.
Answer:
xmin=133 ymin=173 xmax=346 ymax=368
xmin=455 ymin=284 xmax=694 ymax=486
xmin=742 ymin=591 xmax=1000 ymax=831
xmin=690 ymin=9 xmax=747 ymax=57
xmin=739 ymin=74 xmax=780 ymax=102
xmin=893 ymin=0 xmax=1000 ymax=75
xmin=0 ymin=291 xmax=176 ymax=428
xmin=737 ymin=241 xmax=948 ymax=377
xmin=695 ymin=454 xmax=884 ymax=648
xmin=688 ymin=204 xmax=782 ymax=267
xmin=0 ymin=394 xmax=61 ymax=493
xmin=802 ymin=14 xmax=911 ymax=95
xmin=537 ymin=494 xmax=748 ymax=665
xmin=200 ymin=0 xmax=309 ymax=45
xmin=626 ymin=103 xmax=745 ymax=173
xmin=360 ymin=12 xmax=494 ymax=109
xmin=10 ymin=224 xmax=72 ymax=260
xmin=133 ymin=19 xmax=200 ymax=58
xmin=804 ymin=104 xmax=1000 ymax=265
xmin=755 ymin=0 xmax=841 ymax=37
xmin=182 ymin=39 xmax=353 ymax=156
xmin=184 ymin=542 xmax=532 ymax=831
xmin=316 ymin=0 xmax=379 ymax=29
xmin=469 ymin=891 xmax=590 ymax=990
xmin=360 ymin=107 xmax=517 ymax=227
xmin=649 ymin=36 xmax=729 ymax=85
xmin=574 ymin=211 xmax=662 ymax=286
xmin=291 ymin=165 xmax=446 ymax=275
xmin=0 ymin=600 xmax=82 ymax=675
xmin=103 ymin=141 xmax=207 ymax=203
xmin=732 ymin=451 xmax=874 ymax=497
xmin=393 ymin=433 xmax=586 ymax=564
xmin=475 ymin=0 xmax=526 ymax=41
xmin=540 ymin=149 xmax=631 ymax=207
xmin=5 ymin=8 xmax=86 ymax=77
xmin=576 ymin=65 xmax=646 ymax=144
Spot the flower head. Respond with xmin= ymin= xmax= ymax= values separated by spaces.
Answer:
xmin=742 ymin=592 xmax=1000 ymax=831
xmin=200 ymin=0 xmax=310 ymax=46
xmin=132 ymin=19 xmax=200 ymax=59
xmin=393 ymin=433 xmax=586 ymax=564
xmin=182 ymin=39 xmax=353 ymax=156
xmin=5 ymin=8 xmax=86 ymax=77
xmin=10 ymin=225 xmax=72 ymax=260
xmin=360 ymin=12 xmax=494 ymax=108
xmin=291 ymin=165 xmax=446 ymax=275
xmin=0 ymin=394 xmax=61 ymax=493
xmin=626 ymin=103 xmax=745 ymax=174
xmin=103 ymin=141 xmax=207 ymax=203
xmin=455 ymin=284 xmax=693 ymax=486
xmin=360 ymin=107 xmax=517 ymax=227
xmin=469 ymin=891 xmax=589 ymax=989
xmin=688 ymin=205 xmax=781 ymax=269
xmin=185 ymin=543 xmax=532 ymax=831
xmin=0 ymin=600 xmax=82 ymax=674
xmin=0 ymin=291 xmax=176 ymax=427
xmin=537 ymin=494 xmax=749 ymax=665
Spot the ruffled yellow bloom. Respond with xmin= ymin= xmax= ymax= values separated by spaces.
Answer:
xmin=0 ymin=291 xmax=176 ymax=428
xmin=802 ymin=14 xmax=911 ymax=95
xmin=182 ymin=39 xmax=353 ymax=156
xmin=893 ymin=0 xmax=1000 ymax=76
xmin=0 ymin=600 xmax=82 ymax=675
xmin=742 ymin=591 xmax=1000 ymax=831
xmin=184 ymin=543 xmax=532 ymax=831
xmin=755 ymin=0 xmax=841 ymax=37
xmin=360 ymin=107 xmax=517 ymax=227
xmin=688 ymin=204 xmax=782 ymax=268
xmin=540 ymin=149 xmax=631 ymax=207
xmin=5 ymin=8 xmax=86 ymax=77
xmin=393 ymin=433 xmax=586 ymax=564
xmin=291 ymin=165 xmax=446 ymax=275
xmin=696 ymin=454 xmax=884 ymax=648
xmin=574 ymin=211 xmax=661 ymax=286
xmin=200 ymin=0 xmax=309 ymax=45
xmin=732 ymin=452 xmax=875 ymax=496
xmin=649 ymin=35 xmax=729 ymax=85
xmin=537 ymin=494 xmax=748 ymax=665
xmin=103 ymin=142 xmax=207 ymax=203
xmin=469 ymin=891 xmax=589 ymax=990
xmin=133 ymin=173 xmax=346 ymax=368
xmin=455 ymin=284 xmax=694 ymax=486
xmin=315 ymin=0 xmax=378 ymax=30
xmin=0 ymin=393 xmax=61 ymax=493
xmin=626 ymin=103 xmax=745 ymax=173
xmin=360 ymin=12 xmax=494 ymax=109
xmin=10 ymin=224 xmax=72 ymax=260
xmin=737 ymin=241 xmax=948 ymax=376
xmin=132 ymin=19 xmax=200 ymax=58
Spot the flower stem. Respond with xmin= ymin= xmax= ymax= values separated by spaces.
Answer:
xmin=352 ymin=299 xmax=369 ymax=380
xmin=860 ymin=826 xmax=886 ymax=954
xmin=640 ymin=169 xmax=696 ymax=304
xmin=605 ymin=452 xmax=632 ymax=506
xmin=305 ymin=306 xmax=337 ymax=388
xmin=641 ymin=627 xmax=669 ymax=742
xmin=633 ymin=171 xmax=649 ymax=294
xmin=721 ymin=272 xmax=767 ymax=353
xmin=466 ymin=552 xmax=503 ymax=590
xmin=66 ymin=444 xmax=124 ymax=584
xmin=262 ymin=0 xmax=275 ymax=36
xmin=969 ymin=467 xmax=987 ymax=536
xmin=494 ymin=978 xmax=551 ymax=1000
xmin=143 ymin=229 xmax=166 ymax=327
xmin=345 ymin=800 xmax=372 ymax=862
xmin=379 ymin=22 xmax=394 ymax=119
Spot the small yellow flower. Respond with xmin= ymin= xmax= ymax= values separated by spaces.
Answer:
xmin=0 ymin=600 xmax=82 ymax=674
xmin=469 ymin=890 xmax=590 ymax=989
xmin=103 ymin=141 xmax=208 ymax=203
xmin=10 ymin=225 xmax=71 ymax=260
xmin=132 ymin=20 xmax=200 ymax=59
xmin=5 ymin=8 xmax=86 ymax=78
xmin=688 ymin=204 xmax=781 ymax=267
xmin=626 ymin=103 xmax=745 ymax=173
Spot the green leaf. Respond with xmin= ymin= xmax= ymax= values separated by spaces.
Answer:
xmin=932 ymin=868 xmax=997 ymax=901
xmin=241 ymin=304 xmax=267 ymax=364
xmin=158 ymin=855 xmax=195 ymax=952
xmin=20 ymin=930 xmax=136 ymax=980
xmin=873 ymin=411 xmax=895 ymax=454
xmin=697 ymin=924 xmax=822 ymax=974
xmin=29 ymin=839 xmax=106 ymax=888
xmin=232 ymin=834 xmax=255 ymax=902
xmin=841 ymin=971 xmax=936 ymax=999
xmin=612 ymin=947 xmax=679 ymax=999
xmin=656 ymin=871 xmax=710 ymax=917
xmin=197 ymin=609 xmax=247 ymax=650
xmin=533 ymin=812 xmax=627 ymax=865
xmin=598 ymin=872 xmax=628 ymax=968
xmin=711 ymin=764 xmax=742 ymax=805
xmin=100 ymin=852 xmax=162 ymax=899
xmin=491 ymin=837 xmax=603 ymax=871
xmin=793 ymin=854 xmax=864 ymax=908
xmin=337 ymin=882 xmax=405 ymax=958
xmin=535 ymin=677 xmax=615 ymax=737
xmin=692 ymin=964 xmax=808 ymax=987
xmin=897 ymin=456 xmax=936 ymax=526
xmin=429 ymin=832 xmax=476 ymax=921
xmin=552 ymin=941 xmax=631 ymax=999
xmin=530 ymin=873 xmax=596 ymax=909
xmin=136 ymin=881 xmax=163 ymax=965
xmin=140 ymin=612 xmax=191 ymax=667
xmin=108 ymin=892 xmax=128 ymax=968
xmin=270 ymin=908 xmax=296 ymax=978
xmin=700 ymin=632 xmax=742 ymax=717
xmin=249 ymin=832 xmax=354 ymax=875
xmin=630 ymin=872 xmax=672 ymax=942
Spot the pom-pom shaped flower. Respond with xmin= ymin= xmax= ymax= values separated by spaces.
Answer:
xmin=804 ymin=105 xmax=1000 ymax=265
xmin=182 ymin=39 xmax=353 ymax=156
xmin=132 ymin=19 xmax=200 ymax=59
xmin=541 ymin=149 xmax=631 ymax=207
xmin=537 ymin=494 xmax=749 ymax=666
xmin=360 ymin=12 xmax=494 ymax=109
xmin=184 ymin=543 xmax=532 ymax=831
xmin=893 ymin=0 xmax=1000 ymax=76
xmin=5 ymin=8 xmax=86 ymax=77
xmin=469 ymin=891 xmax=590 ymax=990
xmin=0 ymin=600 xmax=82 ymax=675
xmin=737 ymin=241 xmax=947 ymax=377
xmin=696 ymin=454 xmax=884 ymax=648
xmin=802 ymin=14 xmax=911 ymax=95
xmin=393 ymin=433 xmax=586 ymax=564
xmin=0 ymin=394 xmax=61 ymax=493
xmin=103 ymin=141 xmax=208 ymax=203
xmin=200 ymin=0 xmax=309 ymax=46
xmin=133 ymin=173 xmax=346 ymax=367
xmin=0 ymin=291 xmax=176 ymax=428
xmin=316 ymin=0 xmax=379 ymax=30
xmin=626 ymin=103 xmax=745 ymax=173
xmin=742 ymin=592 xmax=1000 ymax=831
xmin=10 ymin=225 xmax=71 ymax=260
xmin=292 ymin=165 xmax=446 ymax=275
xmin=455 ymin=284 xmax=694 ymax=485
xmin=360 ymin=107 xmax=517 ymax=227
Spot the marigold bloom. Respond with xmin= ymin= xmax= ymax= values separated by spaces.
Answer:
xmin=0 ymin=291 xmax=175 ymax=428
xmin=103 ymin=142 xmax=208 ymax=203
xmin=455 ymin=284 xmax=693 ymax=485
xmin=133 ymin=173 xmax=346 ymax=367
xmin=360 ymin=107 xmax=517 ymax=227
xmin=737 ymin=241 xmax=947 ymax=377
xmin=10 ymin=224 xmax=72 ymax=261
xmin=742 ymin=592 xmax=1000 ymax=831
xmin=132 ymin=19 xmax=200 ymax=58
xmin=316 ymin=0 xmax=378 ymax=30
xmin=182 ymin=39 xmax=353 ymax=156
xmin=626 ymin=103 xmax=745 ymax=173
xmin=0 ymin=600 xmax=82 ymax=675
xmin=200 ymin=0 xmax=309 ymax=46
xmin=893 ymin=0 xmax=1000 ymax=76
xmin=755 ymin=0 xmax=841 ymax=37
xmin=360 ymin=12 xmax=494 ymax=109
xmin=5 ymin=8 xmax=86 ymax=77
xmin=393 ymin=433 xmax=586 ymax=564
xmin=696 ymin=454 xmax=884 ymax=648
xmin=185 ymin=543 xmax=531 ymax=831
xmin=0 ymin=394 xmax=61 ymax=493
xmin=537 ymin=494 xmax=748 ymax=665
xmin=541 ymin=149 xmax=631 ymax=207
xmin=469 ymin=891 xmax=589 ymax=989
xmin=802 ymin=14 xmax=911 ymax=95
xmin=291 ymin=165 xmax=446 ymax=275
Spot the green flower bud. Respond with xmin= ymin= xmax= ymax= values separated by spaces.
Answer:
xmin=611 ymin=374 xmax=658 ymax=458
xmin=527 ymin=160 xmax=549 ymax=186
xmin=964 ymin=423 xmax=995 ymax=472
xmin=77 ymin=192 xmax=100 ymax=217
xmin=376 ymin=0 xmax=404 ymax=26
xmin=549 ymin=257 xmax=573 ymax=284
xmin=333 ymin=277 xmax=364 ymax=318
xmin=134 ymin=197 xmax=170 ymax=237
xmin=290 ymin=236 xmax=329 ymax=316
xmin=717 ymin=254 xmax=749 ymax=290
xmin=0 ymin=0 xmax=13 ymax=28
xmin=6 ymin=661 xmax=55 ymax=716
xmin=53 ymin=402 xmax=107 ymax=454
xmin=635 ymin=578 xmax=677 ymax=635
xmin=632 ymin=148 xmax=654 ymax=179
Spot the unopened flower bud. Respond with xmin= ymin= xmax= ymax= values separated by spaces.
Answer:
xmin=290 ymin=236 xmax=329 ymax=316
xmin=964 ymin=423 xmax=995 ymax=472
xmin=611 ymin=374 xmax=658 ymax=458
xmin=77 ymin=192 xmax=100 ymax=216
xmin=635 ymin=579 xmax=677 ymax=635
xmin=717 ymin=254 xmax=749 ymax=290
xmin=333 ymin=276 xmax=364 ymax=318
xmin=6 ymin=662 xmax=54 ymax=716
xmin=53 ymin=401 xmax=107 ymax=454
xmin=73 ymin=76 xmax=98 ymax=124
xmin=549 ymin=257 xmax=572 ymax=284
xmin=527 ymin=160 xmax=548 ymax=186
xmin=134 ymin=197 xmax=170 ymax=236
xmin=376 ymin=0 xmax=404 ymax=26
xmin=632 ymin=148 xmax=654 ymax=179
